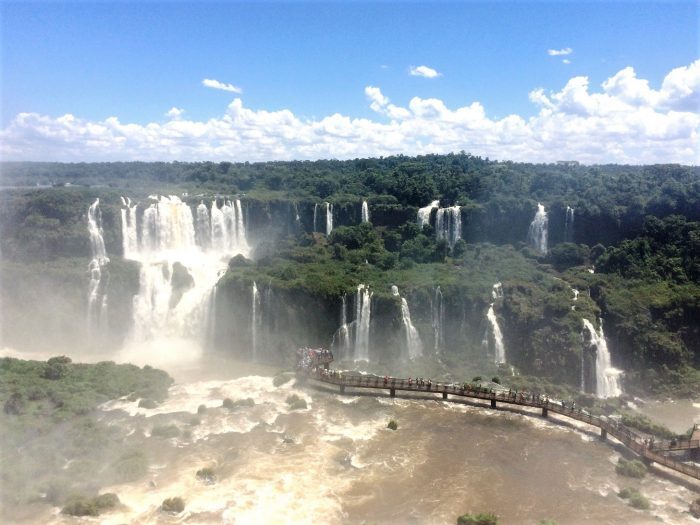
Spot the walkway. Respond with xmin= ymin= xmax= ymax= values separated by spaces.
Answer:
xmin=305 ymin=368 xmax=700 ymax=481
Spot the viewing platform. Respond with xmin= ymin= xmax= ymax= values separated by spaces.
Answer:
xmin=298 ymin=352 xmax=700 ymax=482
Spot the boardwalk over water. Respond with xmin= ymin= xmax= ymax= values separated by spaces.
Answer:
xmin=304 ymin=367 xmax=700 ymax=482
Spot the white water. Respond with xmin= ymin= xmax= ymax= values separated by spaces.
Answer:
xmin=335 ymin=294 xmax=352 ymax=358
xmin=485 ymin=282 xmax=506 ymax=364
xmin=527 ymin=203 xmax=549 ymax=254
xmin=432 ymin=286 xmax=445 ymax=353
xmin=313 ymin=203 xmax=319 ymax=232
xmin=354 ymin=284 xmax=372 ymax=362
xmin=435 ymin=205 xmax=462 ymax=248
xmin=87 ymin=199 xmax=109 ymax=335
xmin=119 ymin=196 xmax=250 ymax=362
xmin=119 ymin=196 xmax=138 ymax=258
xmin=326 ymin=202 xmax=334 ymax=235
xmin=392 ymin=286 xmax=423 ymax=359
xmin=361 ymin=200 xmax=370 ymax=223
xmin=417 ymin=200 xmax=439 ymax=228
xmin=565 ymin=206 xmax=575 ymax=242
xmin=582 ymin=318 xmax=622 ymax=399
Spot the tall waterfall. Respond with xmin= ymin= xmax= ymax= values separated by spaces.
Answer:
xmin=564 ymin=206 xmax=575 ymax=242
xmin=313 ymin=203 xmax=319 ymax=233
xmin=325 ymin=202 xmax=334 ymax=235
xmin=484 ymin=282 xmax=506 ymax=364
xmin=251 ymin=282 xmax=259 ymax=361
xmin=417 ymin=200 xmax=439 ymax=228
xmin=335 ymin=294 xmax=352 ymax=356
xmin=432 ymin=286 xmax=445 ymax=352
xmin=582 ymin=318 xmax=622 ymax=398
xmin=87 ymin=199 xmax=109 ymax=334
xmin=392 ymin=286 xmax=423 ymax=359
xmin=120 ymin=197 xmax=138 ymax=258
xmin=361 ymin=200 xmax=370 ymax=223
xmin=435 ymin=206 xmax=462 ymax=248
xmin=354 ymin=284 xmax=372 ymax=362
xmin=119 ymin=195 xmax=249 ymax=362
xmin=527 ymin=203 xmax=549 ymax=254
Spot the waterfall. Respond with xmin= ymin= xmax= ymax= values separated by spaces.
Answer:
xmin=582 ymin=318 xmax=622 ymax=398
xmin=392 ymin=286 xmax=423 ymax=359
xmin=251 ymin=282 xmax=259 ymax=361
xmin=361 ymin=201 xmax=370 ymax=223
xmin=354 ymin=284 xmax=372 ymax=362
xmin=325 ymin=202 xmax=334 ymax=235
xmin=120 ymin=196 xmax=138 ymax=258
xmin=432 ymin=286 xmax=445 ymax=352
xmin=527 ymin=203 xmax=549 ymax=254
xmin=484 ymin=282 xmax=506 ymax=364
xmin=435 ymin=206 xmax=462 ymax=248
xmin=417 ymin=200 xmax=439 ymax=228
xmin=120 ymin=195 xmax=249 ymax=361
xmin=195 ymin=201 xmax=210 ymax=249
xmin=332 ymin=294 xmax=352 ymax=359
xmin=313 ymin=203 xmax=319 ymax=233
xmin=565 ymin=206 xmax=575 ymax=242
xmin=87 ymin=199 xmax=109 ymax=334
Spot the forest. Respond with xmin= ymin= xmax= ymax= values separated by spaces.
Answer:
xmin=0 ymin=155 xmax=698 ymax=398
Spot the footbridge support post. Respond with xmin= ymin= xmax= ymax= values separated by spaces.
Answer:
xmin=542 ymin=406 xmax=548 ymax=418
xmin=490 ymin=399 xmax=497 ymax=409
xmin=600 ymin=428 xmax=607 ymax=441
xmin=442 ymin=392 xmax=448 ymax=400
xmin=390 ymin=388 xmax=396 ymax=398
xmin=340 ymin=385 xmax=345 ymax=394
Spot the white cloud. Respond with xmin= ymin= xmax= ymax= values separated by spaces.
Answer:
xmin=1 ymin=60 xmax=698 ymax=164
xmin=409 ymin=65 xmax=441 ymax=78
xmin=165 ymin=107 xmax=185 ymax=119
xmin=562 ymin=59 xmax=571 ymax=65
xmin=202 ymin=78 xmax=243 ymax=94
xmin=548 ymin=47 xmax=573 ymax=56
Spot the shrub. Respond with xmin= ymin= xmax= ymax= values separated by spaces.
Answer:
xmin=285 ymin=394 xmax=307 ymax=410
xmin=387 ymin=419 xmax=398 ymax=431
xmin=472 ymin=376 xmax=483 ymax=382
xmin=615 ymin=458 xmax=647 ymax=479
xmin=4 ymin=392 xmax=25 ymax=415
xmin=491 ymin=377 xmax=501 ymax=384
xmin=161 ymin=496 xmax=185 ymax=513
xmin=222 ymin=398 xmax=234 ymax=409
xmin=138 ymin=398 xmax=157 ymax=409
xmin=62 ymin=493 xmax=119 ymax=516
xmin=110 ymin=450 xmax=148 ymax=482
xmin=151 ymin=424 xmax=180 ymax=438
xmin=223 ymin=397 xmax=255 ymax=409
xmin=629 ymin=493 xmax=650 ymax=510
xmin=457 ymin=512 xmax=499 ymax=525
xmin=197 ymin=404 xmax=207 ymax=414
xmin=273 ymin=374 xmax=292 ymax=387
xmin=196 ymin=467 xmax=216 ymax=484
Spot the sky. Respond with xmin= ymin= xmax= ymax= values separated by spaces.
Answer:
xmin=0 ymin=0 xmax=698 ymax=164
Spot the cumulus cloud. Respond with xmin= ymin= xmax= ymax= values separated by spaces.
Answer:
xmin=1 ymin=60 xmax=698 ymax=164
xmin=409 ymin=65 xmax=441 ymax=78
xmin=202 ymin=78 xmax=243 ymax=93
xmin=165 ymin=107 xmax=185 ymax=119
xmin=548 ymin=47 xmax=573 ymax=56
xmin=562 ymin=59 xmax=571 ymax=65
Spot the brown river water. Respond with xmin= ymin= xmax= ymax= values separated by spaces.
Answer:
xmin=3 ymin=351 xmax=699 ymax=525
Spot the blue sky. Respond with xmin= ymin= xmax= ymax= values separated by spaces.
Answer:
xmin=1 ymin=1 xmax=698 ymax=163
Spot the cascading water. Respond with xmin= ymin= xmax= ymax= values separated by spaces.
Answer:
xmin=87 ymin=199 xmax=109 ymax=334
xmin=331 ymin=294 xmax=352 ymax=359
xmin=361 ymin=201 xmax=370 ymax=223
xmin=120 ymin=197 xmax=138 ymax=258
xmin=120 ymin=195 xmax=250 ymax=363
xmin=527 ymin=203 xmax=549 ymax=254
xmin=354 ymin=284 xmax=372 ymax=362
xmin=417 ymin=200 xmax=439 ymax=229
xmin=325 ymin=202 xmax=334 ymax=235
xmin=392 ymin=286 xmax=423 ymax=359
xmin=432 ymin=286 xmax=445 ymax=352
xmin=484 ymin=282 xmax=506 ymax=364
xmin=313 ymin=203 xmax=319 ymax=233
xmin=195 ymin=201 xmax=210 ymax=249
xmin=251 ymin=281 xmax=259 ymax=361
xmin=565 ymin=206 xmax=575 ymax=242
xmin=582 ymin=318 xmax=622 ymax=398
xmin=435 ymin=206 xmax=462 ymax=248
